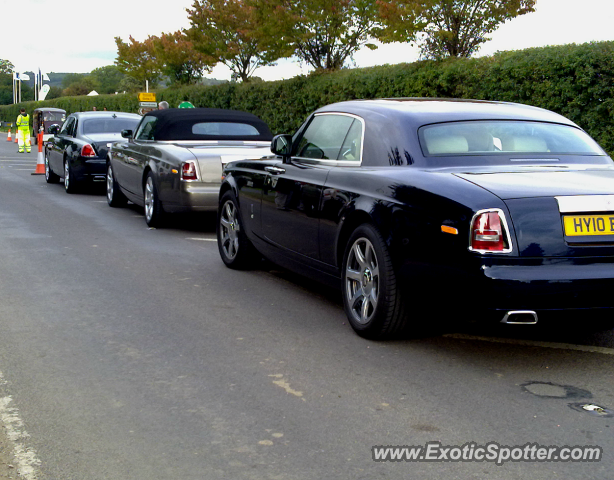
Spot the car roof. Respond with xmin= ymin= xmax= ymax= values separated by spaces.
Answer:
xmin=33 ymin=107 xmax=65 ymax=113
xmin=316 ymin=98 xmax=578 ymax=128
xmin=71 ymin=111 xmax=141 ymax=119
xmin=142 ymin=107 xmax=273 ymax=141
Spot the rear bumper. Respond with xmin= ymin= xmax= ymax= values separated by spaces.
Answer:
xmin=72 ymin=158 xmax=107 ymax=182
xmin=163 ymin=182 xmax=221 ymax=213
xmin=400 ymin=256 xmax=614 ymax=320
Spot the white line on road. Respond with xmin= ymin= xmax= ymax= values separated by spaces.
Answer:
xmin=0 ymin=372 xmax=41 ymax=480
xmin=444 ymin=333 xmax=614 ymax=355
xmin=185 ymin=237 xmax=216 ymax=242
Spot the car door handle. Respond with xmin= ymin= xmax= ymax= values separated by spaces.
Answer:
xmin=265 ymin=166 xmax=286 ymax=175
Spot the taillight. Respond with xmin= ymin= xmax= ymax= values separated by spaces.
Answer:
xmin=81 ymin=144 xmax=96 ymax=157
xmin=181 ymin=161 xmax=198 ymax=180
xmin=470 ymin=210 xmax=511 ymax=253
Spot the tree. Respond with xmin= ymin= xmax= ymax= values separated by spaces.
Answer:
xmin=115 ymin=36 xmax=162 ymax=88
xmin=62 ymin=73 xmax=89 ymax=89
xmin=274 ymin=0 xmax=381 ymax=71
xmin=63 ymin=77 xmax=98 ymax=97
xmin=152 ymin=31 xmax=215 ymax=85
xmin=0 ymin=59 xmax=15 ymax=75
xmin=187 ymin=0 xmax=291 ymax=82
xmin=89 ymin=65 xmax=127 ymax=94
xmin=378 ymin=0 xmax=536 ymax=59
xmin=0 ymin=59 xmax=14 ymax=105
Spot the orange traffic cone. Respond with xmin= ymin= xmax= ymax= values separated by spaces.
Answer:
xmin=6 ymin=128 xmax=11 ymax=142
xmin=14 ymin=131 xmax=18 ymax=143
xmin=32 ymin=133 xmax=45 ymax=175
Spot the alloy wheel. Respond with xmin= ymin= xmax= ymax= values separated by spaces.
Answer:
xmin=219 ymin=199 xmax=240 ymax=260
xmin=144 ymin=176 xmax=154 ymax=222
xmin=345 ymin=237 xmax=380 ymax=325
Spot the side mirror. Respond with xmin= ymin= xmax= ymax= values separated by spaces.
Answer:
xmin=271 ymin=134 xmax=293 ymax=162
xmin=121 ymin=129 xmax=133 ymax=139
xmin=48 ymin=124 xmax=60 ymax=135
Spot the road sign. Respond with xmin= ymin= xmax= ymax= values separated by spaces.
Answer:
xmin=139 ymin=102 xmax=158 ymax=108
xmin=138 ymin=92 xmax=156 ymax=102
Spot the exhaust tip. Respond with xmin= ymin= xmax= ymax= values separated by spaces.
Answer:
xmin=501 ymin=310 xmax=538 ymax=325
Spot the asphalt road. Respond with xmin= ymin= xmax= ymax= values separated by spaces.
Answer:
xmin=0 ymin=134 xmax=612 ymax=479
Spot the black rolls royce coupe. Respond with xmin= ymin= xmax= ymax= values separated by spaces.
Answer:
xmin=217 ymin=98 xmax=614 ymax=339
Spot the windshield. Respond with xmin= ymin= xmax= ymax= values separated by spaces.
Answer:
xmin=82 ymin=117 xmax=140 ymax=135
xmin=419 ymin=121 xmax=605 ymax=156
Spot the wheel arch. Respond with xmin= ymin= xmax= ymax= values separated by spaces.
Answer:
xmin=335 ymin=209 xmax=377 ymax=268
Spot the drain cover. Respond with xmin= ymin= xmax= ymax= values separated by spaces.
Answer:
xmin=521 ymin=381 xmax=592 ymax=399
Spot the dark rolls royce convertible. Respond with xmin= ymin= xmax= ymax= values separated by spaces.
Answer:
xmin=45 ymin=111 xmax=141 ymax=193
xmin=217 ymin=98 xmax=614 ymax=339
xmin=106 ymin=108 xmax=273 ymax=227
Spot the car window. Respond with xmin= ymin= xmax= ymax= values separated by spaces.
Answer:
xmin=420 ymin=121 xmax=605 ymax=156
xmin=134 ymin=116 xmax=158 ymax=141
xmin=295 ymin=114 xmax=355 ymax=160
xmin=192 ymin=122 xmax=261 ymax=136
xmin=82 ymin=117 xmax=140 ymax=135
xmin=59 ymin=117 xmax=75 ymax=136
xmin=339 ymin=119 xmax=363 ymax=161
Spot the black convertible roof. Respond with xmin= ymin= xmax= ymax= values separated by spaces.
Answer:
xmin=143 ymin=108 xmax=273 ymax=141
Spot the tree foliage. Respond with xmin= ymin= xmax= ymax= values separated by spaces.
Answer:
xmin=89 ymin=65 xmax=127 ymax=94
xmin=115 ymin=36 xmax=162 ymax=88
xmin=152 ymin=31 xmax=215 ymax=85
xmin=378 ymin=0 xmax=536 ymax=59
xmin=187 ymin=0 xmax=291 ymax=82
xmin=274 ymin=0 xmax=381 ymax=71
xmin=0 ymin=59 xmax=15 ymax=75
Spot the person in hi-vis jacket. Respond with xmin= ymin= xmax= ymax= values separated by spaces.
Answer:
xmin=16 ymin=108 xmax=31 ymax=153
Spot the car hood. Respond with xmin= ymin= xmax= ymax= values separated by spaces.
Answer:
xmin=454 ymin=166 xmax=614 ymax=200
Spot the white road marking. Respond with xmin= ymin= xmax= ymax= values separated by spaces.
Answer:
xmin=444 ymin=333 xmax=614 ymax=355
xmin=0 ymin=372 xmax=41 ymax=480
xmin=185 ymin=237 xmax=216 ymax=242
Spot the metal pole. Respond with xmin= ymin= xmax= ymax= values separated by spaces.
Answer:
xmin=146 ymin=80 xmax=149 ymax=93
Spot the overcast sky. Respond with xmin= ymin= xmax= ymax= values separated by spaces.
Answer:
xmin=2 ymin=0 xmax=613 ymax=82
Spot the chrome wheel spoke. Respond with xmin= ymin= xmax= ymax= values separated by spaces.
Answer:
xmin=353 ymin=242 xmax=367 ymax=270
xmin=360 ymin=296 xmax=371 ymax=323
xmin=346 ymin=268 xmax=362 ymax=282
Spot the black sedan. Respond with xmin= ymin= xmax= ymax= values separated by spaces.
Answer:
xmin=217 ymin=98 xmax=614 ymax=339
xmin=45 ymin=111 xmax=141 ymax=193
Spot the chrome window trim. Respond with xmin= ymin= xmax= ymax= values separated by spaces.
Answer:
xmin=293 ymin=112 xmax=365 ymax=166
xmin=555 ymin=195 xmax=614 ymax=213
xmin=468 ymin=208 xmax=514 ymax=254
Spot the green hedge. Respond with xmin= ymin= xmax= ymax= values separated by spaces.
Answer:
xmin=2 ymin=41 xmax=614 ymax=154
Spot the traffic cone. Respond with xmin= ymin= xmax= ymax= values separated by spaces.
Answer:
xmin=14 ymin=131 xmax=18 ymax=143
xmin=6 ymin=128 xmax=11 ymax=142
xmin=32 ymin=132 xmax=45 ymax=175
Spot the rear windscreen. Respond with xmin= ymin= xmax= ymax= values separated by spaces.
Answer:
xmin=419 ymin=121 xmax=605 ymax=156
xmin=82 ymin=117 xmax=140 ymax=135
xmin=192 ymin=122 xmax=262 ymax=137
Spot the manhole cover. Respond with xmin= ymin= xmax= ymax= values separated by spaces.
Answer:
xmin=521 ymin=381 xmax=592 ymax=399
xmin=569 ymin=403 xmax=614 ymax=418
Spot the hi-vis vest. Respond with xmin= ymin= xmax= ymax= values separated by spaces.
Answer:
xmin=16 ymin=114 xmax=30 ymax=132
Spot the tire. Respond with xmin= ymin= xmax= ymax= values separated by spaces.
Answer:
xmin=341 ymin=224 xmax=407 ymax=339
xmin=64 ymin=158 xmax=79 ymax=193
xmin=144 ymin=172 xmax=165 ymax=227
xmin=217 ymin=191 xmax=256 ymax=269
xmin=45 ymin=149 xmax=60 ymax=184
xmin=106 ymin=162 xmax=127 ymax=207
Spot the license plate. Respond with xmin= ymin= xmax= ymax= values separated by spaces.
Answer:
xmin=563 ymin=215 xmax=614 ymax=236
